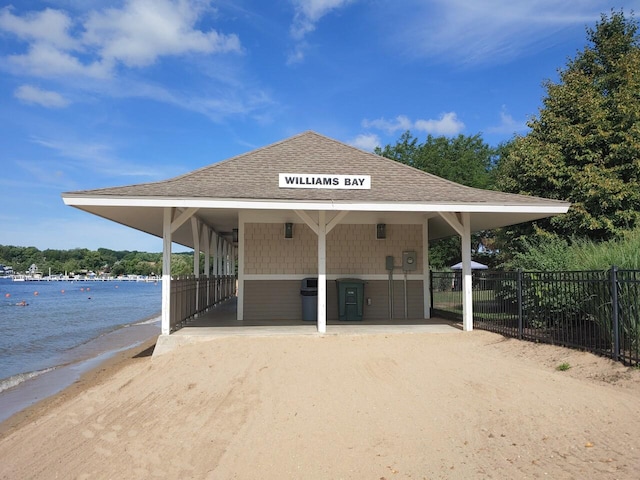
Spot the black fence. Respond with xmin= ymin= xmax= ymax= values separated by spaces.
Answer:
xmin=430 ymin=268 xmax=640 ymax=366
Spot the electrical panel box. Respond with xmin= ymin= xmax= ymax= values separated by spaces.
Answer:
xmin=385 ymin=255 xmax=394 ymax=271
xmin=402 ymin=251 xmax=417 ymax=271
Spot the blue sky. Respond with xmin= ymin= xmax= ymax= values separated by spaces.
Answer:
xmin=0 ymin=0 xmax=637 ymax=252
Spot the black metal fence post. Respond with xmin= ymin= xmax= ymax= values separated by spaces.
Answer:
xmin=517 ymin=269 xmax=523 ymax=340
xmin=429 ymin=270 xmax=434 ymax=310
xmin=611 ymin=265 xmax=620 ymax=362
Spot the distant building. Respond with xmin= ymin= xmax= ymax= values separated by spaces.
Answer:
xmin=0 ymin=264 xmax=14 ymax=276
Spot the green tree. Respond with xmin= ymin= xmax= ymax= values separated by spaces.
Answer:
xmin=376 ymin=132 xmax=495 ymax=189
xmin=495 ymin=10 xmax=640 ymax=242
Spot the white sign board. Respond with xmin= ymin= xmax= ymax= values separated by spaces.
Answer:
xmin=279 ymin=173 xmax=371 ymax=190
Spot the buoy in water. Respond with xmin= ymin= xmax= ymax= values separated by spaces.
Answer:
xmin=4 ymin=293 xmax=9 ymax=298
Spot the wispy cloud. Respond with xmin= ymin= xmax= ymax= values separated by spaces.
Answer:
xmin=287 ymin=0 xmax=355 ymax=64
xmin=486 ymin=106 xmax=529 ymax=136
xmin=349 ymin=133 xmax=380 ymax=151
xmin=388 ymin=0 xmax=605 ymax=65
xmin=362 ymin=113 xmax=465 ymax=137
xmin=14 ymin=84 xmax=70 ymax=108
xmin=31 ymin=137 xmax=165 ymax=179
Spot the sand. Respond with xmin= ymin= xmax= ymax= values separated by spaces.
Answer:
xmin=1 ymin=330 xmax=639 ymax=479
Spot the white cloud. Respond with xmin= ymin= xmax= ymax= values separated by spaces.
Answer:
xmin=0 ymin=7 xmax=77 ymax=50
xmin=8 ymin=43 xmax=110 ymax=79
xmin=350 ymin=133 xmax=380 ymax=151
xmin=388 ymin=0 xmax=606 ymax=65
xmin=289 ymin=0 xmax=355 ymax=40
xmin=288 ymin=0 xmax=355 ymax=62
xmin=486 ymin=106 xmax=529 ymax=135
xmin=0 ymin=1 xmax=242 ymax=78
xmin=286 ymin=42 xmax=307 ymax=65
xmin=31 ymin=137 xmax=164 ymax=179
xmin=362 ymin=113 xmax=465 ymax=137
xmin=83 ymin=0 xmax=241 ymax=68
xmin=362 ymin=115 xmax=412 ymax=135
xmin=414 ymin=112 xmax=464 ymax=136
xmin=14 ymin=84 xmax=70 ymax=108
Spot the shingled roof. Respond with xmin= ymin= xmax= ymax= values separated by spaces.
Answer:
xmin=63 ymin=131 xmax=570 ymax=247
xmin=64 ymin=131 xmax=566 ymax=207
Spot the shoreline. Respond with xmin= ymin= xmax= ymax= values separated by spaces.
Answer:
xmin=0 ymin=333 xmax=158 ymax=437
xmin=0 ymin=317 xmax=160 ymax=431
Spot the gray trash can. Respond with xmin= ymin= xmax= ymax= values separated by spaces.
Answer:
xmin=301 ymin=278 xmax=318 ymax=321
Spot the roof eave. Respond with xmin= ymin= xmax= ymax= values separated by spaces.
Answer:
xmin=62 ymin=194 xmax=570 ymax=214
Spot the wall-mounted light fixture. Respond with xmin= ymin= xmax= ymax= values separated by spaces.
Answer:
xmin=376 ymin=223 xmax=386 ymax=239
xmin=232 ymin=228 xmax=238 ymax=243
xmin=284 ymin=222 xmax=294 ymax=239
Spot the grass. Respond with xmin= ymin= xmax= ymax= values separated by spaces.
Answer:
xmin=556 ymin=362 xmax=572 ymax=371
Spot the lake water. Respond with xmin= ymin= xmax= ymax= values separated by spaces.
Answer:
xmin=0 ymin=278 xmax=161 ymax=423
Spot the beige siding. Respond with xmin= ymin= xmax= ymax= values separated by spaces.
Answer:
xmin=328 ymin=224 xmax=423 ymax=274
xmin=244 ymin=279 xmax=424 ymax=321
xmin=244 ymin=280 xmax=302 ymax=320
xmin=244 ymin=222 xmax=423 ymax=275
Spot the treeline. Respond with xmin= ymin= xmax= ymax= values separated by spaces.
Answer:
xmin=0 ymin=245 xmax=198 ymax=277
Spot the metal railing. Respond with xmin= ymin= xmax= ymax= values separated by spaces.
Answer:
xmin=431 ymin=268 xmax=640 ymax=366
xmin=170 ymin=274 xmax=235 ymax=331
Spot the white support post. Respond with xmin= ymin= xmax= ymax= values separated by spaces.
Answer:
xmin=191 ymin=217 xmax=201 ymax=316
xmin=191 ymin=217 xmax=200 ymax=276
xmin=237 ymin=212 xmax=245 ymax=321
xmin=204 ymin=227 xmax=211 ymax=309
xmin=461 ymin=212 xmax=473 ymax=331
xmin=317 ymin=211 xmax=327 ymax=333
xmin=204 ymin=228 xmax=211 ymax=276
xmin=161 ymin=207 xmax=174 ymax=335
xmin=423 ymin=217 xmax=431 ymax=319
xmin=218 ymin=237 xmax=224 ymax=276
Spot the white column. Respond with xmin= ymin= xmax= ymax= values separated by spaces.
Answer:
xmin=423 ymin=217 xmax=431 ymax=319
xmin=461 ymin=212 xmax=473 ymax=331
xmin=161 ymin=207 xmax=173 ymax=335
xmin=237 ymin=213 xmax=245 ymax=320
xmin=218 ymin=237 xmax=224 ymax=275
xmin=204 ymin=228 xmax=211 ymax=309
xmin=317 ymin=211 xmax=327 ymax=333
xmin=191 ymin=217 xmax=200 ymax=276
xmin=204 ymin=228 xmax=211 ymax=275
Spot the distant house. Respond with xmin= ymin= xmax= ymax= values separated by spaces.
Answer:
xmin=0 ymin=264 xmax=14 ymax=276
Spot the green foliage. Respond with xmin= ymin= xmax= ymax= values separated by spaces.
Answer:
xmin=556 ymin=362 xmax=572 ymax=371
xmin=501 ymin=227 xmax=640 ymax=272
xmin=495 ymin=11 xmax=640 ymax=242
xmin=571 ymin=228 xmax=640 ymax=270
xmin=376 ymin=131 xmax=496 ymax=189
xmin=500 ymin=234 xmax=574 ymax=271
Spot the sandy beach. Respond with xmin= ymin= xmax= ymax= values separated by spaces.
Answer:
xmin=1 ymin=329 xmax=639 ymax=479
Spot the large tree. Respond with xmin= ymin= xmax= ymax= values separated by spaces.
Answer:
xmin=496 ymin=11 xmax=640 ymax=242
xmin=376 ymin=132 xmax=495 ymax=189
